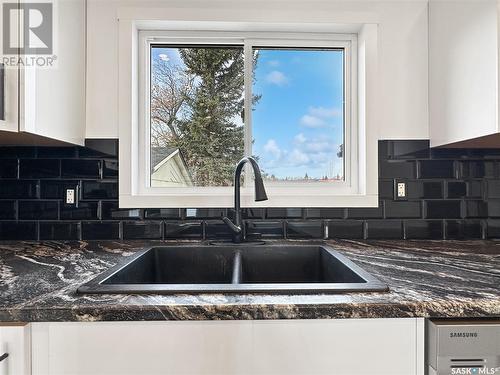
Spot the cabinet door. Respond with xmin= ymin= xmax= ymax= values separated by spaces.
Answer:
xmin=19 ymin=0 xmax=85 ymax=145
xmin=0 ymin=325 xmax=31 ymax=375
xmin=429 ymin=0 xmax=499 ymax=147
xmin=32 ymin=319 xmax=421 ymax=375
xmin=0 ymin=0 xmax=19 ymax=133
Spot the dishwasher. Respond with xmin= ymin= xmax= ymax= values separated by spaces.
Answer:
xmin=427 ymin=320 xmax=500 ymax=375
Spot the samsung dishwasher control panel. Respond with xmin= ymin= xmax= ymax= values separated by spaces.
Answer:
xmin=427 ymin=320 xmax=500 ymax=375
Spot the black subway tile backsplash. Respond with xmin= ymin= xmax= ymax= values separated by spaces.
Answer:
xmin=19 ymin=159 xmax=60 ymax=179
xmin=81 ymin=222 xmax=120 ymax=240
xmin=242 ymin=208 xmax=266 ymax=220
xmin=486 ymin=219 xmax=500 ymax=238
xmin=425 ymin=200 xmax=462 ymax=219
xmin=37 ymin=147 xmax=77 ymax=159
xmin=366 ymin=220 xmax=403 ymax=239
xmin=82 ymin=181 xmax=118 ymax=199
xmin=0 ymin=222 xmax=38 ymax=240
xmin=407 ymin=181 xmax=443 ymax=199
xmin=446 ymin=181 xmax=467 ymax=199
xmin=164 ymin=221 xmax=203 ymax=240
xmin=346 ymin=206 xmax=383 ymax=219
xmin=245 ymin=221 xmax=284 ymax=239
xmin=326 ymin=220 xmax=364 ymax=239
xmin=0 ymin=139 xmax=499 ymax=241
xmin=445 ymin=220 xmax=482 ymax=240
xmin=61 ymin=159 xmax=101 ymax=179
xmin=18 ymin=201 xmax=58 ymax=220
xmin=465 ymin=201 xmax=488 ymax=218
xmin=459 ymin=161 xmax=497 ymax=179
xmin=80 ymin=139 xmax=118 ymax=158
xmin=419 ymin=160 xmax=455 ymax=179
xmin=144 ymin=209 xmax=181 ymax=220
xmin=379 ymin=180 xmax=394 ymax=199
xmin=305 ymin=208 xmax=345 ymax=219
xmin=122 ymin=221 xmax=162 ymax=240
xmin=101 ymin=202 xmax=141 ymax=220
xmin=405 ymin=220 xmax=443 ymax=240
xmin=102 ymin=160 xmax=118 ymax=178
xmin=384 ymin=201 xmax=421 ymax=219
xmin=467 ymin=181 xmax=483 ymax=198
xmin=487 ymin=180 xmax=500 ymax=198
xmin=267 ymin=208 xmax=302 ymax=219
xmin=487 ymin=200 xmax=500 ymax=218
xmin=185 ymin=208 xmax=226 ymax=219
xmin=379 ymin=160 xmax=416 ymax=179
xmin=204 ymin=220 xmax=233 ymax=239
xmin=0 ymin=180 xmax=38 ymax=199
xmin=39 ymin=222 xmax=80 ymax=241
xmin=0 ymin=147 xmax=36 ymax=158
xmin=60 ymin=202 xmax=99 ymax=220
xmin=0 ymin=159 xmax=18 ymax=178
xmin=286 ymin=221 xmax=323 ymax=239
xmin=380 ymin=140 xmax=430 ymax=160
xmin=40 ymin=180 xmax=79 ymax=199
xmin=0 ymin=201 xmax=16 ymax=220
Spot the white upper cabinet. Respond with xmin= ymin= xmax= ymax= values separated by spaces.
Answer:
xmin=429 ymin=0 xmax=500 ymax=147
xmin=0 ymin=0 xmax=85 ymax=145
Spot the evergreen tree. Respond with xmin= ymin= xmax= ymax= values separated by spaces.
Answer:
xmin=174 ymin=47 xmax=245 ymax=186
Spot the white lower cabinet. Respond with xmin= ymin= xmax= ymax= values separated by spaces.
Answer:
xmin=0 ymin=325 xmax=31 ymax=375
xmin=31 ymin=318 xmax=424 ymax=375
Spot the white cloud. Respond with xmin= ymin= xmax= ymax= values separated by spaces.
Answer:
xmin=309 ymin=106 xmax=342 ymax=118
xmin=304 ymin=140 xmax=336 ymax=153
xmin=158 ymin=54 xmax=170 ymax=62
xmin=289 ymin=149 xmax=310 ymax=166
xmin=268 ymin=60 xmax=280 ymax=67
xmin=299 ymin=106 xmax=342 ymax=129
xmin=265 ymin=70 xmax=289 ymax=86
xmin=300 ymin=115 xmax=326 ymax=128
xmin=263 ymin=139 xmax=282 ymax=158
xmin=294 ymin=133 xmax=306 ymax=144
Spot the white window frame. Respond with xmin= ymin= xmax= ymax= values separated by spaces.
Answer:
xmin=139 ymin=31 xmax=357 ymax=204
xmin=118 ymin=21 xmax=379 ymax=208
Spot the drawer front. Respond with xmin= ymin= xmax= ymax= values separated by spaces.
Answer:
xmin=0 ymin=326 xmax=30 ymax=375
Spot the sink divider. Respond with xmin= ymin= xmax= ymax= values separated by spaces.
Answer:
xmin=231 ymin=250 xmax=242 ymax=284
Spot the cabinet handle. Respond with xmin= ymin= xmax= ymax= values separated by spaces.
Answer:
xmin=0 ymin=353 xmax=8 ymax=362
xmin=0 ymin=63 xmax=4 ymax=121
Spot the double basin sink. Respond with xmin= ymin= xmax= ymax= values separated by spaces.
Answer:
xmin=78 ymin=244 xmax=388 ymax=294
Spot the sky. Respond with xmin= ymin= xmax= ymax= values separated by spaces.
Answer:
xmin=151 ymin=46 xmax=345 ymax=180
xmin=252 ymin=49 xmax=344 ymax=180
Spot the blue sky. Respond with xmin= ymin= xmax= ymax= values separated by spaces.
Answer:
xmin=151 ymin=47 xmax=345 ymax=180
xmin=252 ymin=49 xmax=344 ymax=180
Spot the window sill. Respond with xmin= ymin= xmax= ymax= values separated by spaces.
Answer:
xmin=119 ymin=193 xmax=379 ymax=208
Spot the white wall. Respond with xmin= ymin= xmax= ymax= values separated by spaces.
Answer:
xmin=86 ymin=0 xmax=429 ymax=140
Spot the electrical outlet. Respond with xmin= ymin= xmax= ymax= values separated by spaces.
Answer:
xmin=66 ymin=189 xmax=75 ymax=204
xmin=396 ymin=182 xmax=406 ymax=198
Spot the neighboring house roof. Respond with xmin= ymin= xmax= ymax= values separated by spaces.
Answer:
xmin=151 ymin=146 xmax=193 ymax=186
xmin=151 ymin=147 xmax=178 ymax=171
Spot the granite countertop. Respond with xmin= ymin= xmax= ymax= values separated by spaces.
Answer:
xmin=0 ymin=240 xmax=499 ymax=322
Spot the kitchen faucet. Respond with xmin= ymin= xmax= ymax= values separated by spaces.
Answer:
xmin=222 ymin=157 xmax=268 ymax=243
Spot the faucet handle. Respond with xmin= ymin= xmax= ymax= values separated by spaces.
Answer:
xmin=221 ymin=216 xmax=242 ymax=234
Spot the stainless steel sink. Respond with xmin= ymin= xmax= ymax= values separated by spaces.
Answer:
xmin=77 ymin=244 xmax=388 ymax=294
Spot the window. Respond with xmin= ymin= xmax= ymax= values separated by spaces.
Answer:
xmin=150 ymin=45 xmax=245 ymax=187
xmin=148 ymin=41 xmax=347 ymax=188
xmin=252 ymin=48 xmax=345 ymax=183
xmin=126 ymin=29 xmax=371 ymax=208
